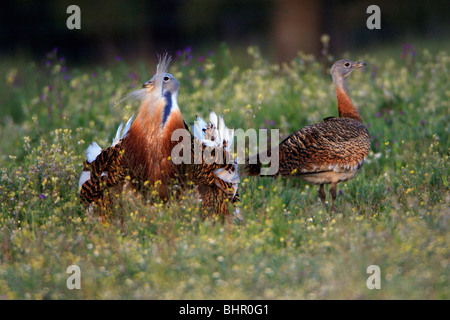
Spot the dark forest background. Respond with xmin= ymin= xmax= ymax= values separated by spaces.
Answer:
xmin=1 ymin=0 xmax=449 ymax=64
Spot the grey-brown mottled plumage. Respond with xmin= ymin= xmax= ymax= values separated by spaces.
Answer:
xmin=246 ymin=59 xmax=371 ymax=212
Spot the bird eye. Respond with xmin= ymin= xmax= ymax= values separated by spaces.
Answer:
xmin=163 ymin=76 xmax=170 ymax=82
xmin=344 ymin=62 xmax=351 ymax=67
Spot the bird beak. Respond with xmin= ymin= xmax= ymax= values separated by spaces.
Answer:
xmin=354 ymin=61 xmax=367 ymax=68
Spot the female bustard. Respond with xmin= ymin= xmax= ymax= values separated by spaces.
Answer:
xmin=246 ymin=59 xmax=371 ymax=212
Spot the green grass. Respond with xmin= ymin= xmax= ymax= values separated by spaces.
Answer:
xmin=0 ymin=43 xmax=448 ymax=299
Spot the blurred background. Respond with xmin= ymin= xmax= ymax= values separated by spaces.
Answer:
xmin=1 ymin=0 xmax=449 ymax=64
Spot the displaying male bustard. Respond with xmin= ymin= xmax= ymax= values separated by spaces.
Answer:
xmin=246 ymin=59 xmax=370 ymax=212
xmin=78 ymin=55 xmax=240 ymax=219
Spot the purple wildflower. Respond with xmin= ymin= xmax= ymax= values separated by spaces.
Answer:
xmin=401 ymin=43 xmax=415 ymax=61
xmin=61 ymin=66 xmax=67 ymax=72
xmin=264 ymin=119 xmax=276 ymax=126
xmin=197 ymin=55 xmax=205 ymax=62
xmin=420 ymin=119 xmax=425 ymax=126
xmin=402 ymin=43 xmax=412 ymax=51
xmin=39 ymin=194 xmax=46 ymax=200
xmin=128 ymin=72 xmax=139 ymax=80
xmin=371 ymin=66 xmax=377 ymax=79
xmin=115 ymin=55 xmax=122 ymax=62
xmin=376 ymin=112 xmax=382 ymax=118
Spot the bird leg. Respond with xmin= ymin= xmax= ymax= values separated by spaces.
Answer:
xmin=329 ymin=182 xmax=337 ymax=213
xmin=318 ymin=184 xmax=327 ymax=206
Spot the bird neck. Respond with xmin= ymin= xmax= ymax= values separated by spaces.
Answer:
xmin=122 ymin=92 xmax=185 ymax=185
xmin=127 ymin=91 xmax=183 ymax=147
xmin=162 ymin=92 xmax=172 ymax=126
xmin=136 ymin=91 xmax=180 ymax=129
xmin=332 ymin=74 xmax=362 ymax=122
xmin=162 ymin=91 xmax=179 ymax=127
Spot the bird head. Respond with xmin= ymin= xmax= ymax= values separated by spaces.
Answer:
xmin=330 ymin=59 xmax=367 ymax=79
xmin=139 ymin=56 xmax=181 ymax=127
xmin=142 ymin=72 xmax=180 ymax=99
xmin=122 ymin=54 xmax=180 ymax=114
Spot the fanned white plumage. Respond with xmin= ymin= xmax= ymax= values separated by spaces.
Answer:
xmin=218 ymin=115 xmax=226 ymax=143
xmin=80 ymin=116 xmax=133 ymax=194
xmin=193 ymin=112 xmax=235 ymax=150
xmin=86 ymin=142 xmax=102 ymax=163
xmin=209 ymin=111 xmax=218 ymax=129
xmin=193 ymin=112 xmax=240 ymax=200
xmin=122 ymin=115 xmax=134 ymax=137
xmin=227 ymin=130 xmax=235 ymax=150
xmin=78 ymin=171 xmax=91 ymax=191
xmin=114 ymin=123 xmax=124 ymax=142
xmin=192 ymin=123 xmax=202 ymax=140
xmin=192 ymin=116 xmax=217 ymax=148
xmin=193 ymin=116 xmax=208 ymax=139
xmin=112 ymin=115 xmax=134 ymax=146
xmin=213 ymin=164 xmax=240 ymax=184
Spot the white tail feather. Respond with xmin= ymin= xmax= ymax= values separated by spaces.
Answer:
xmin=225 ymin=128 xmax=234 ymax=151
xmin=209 ymin=111 xmax=218 ymax=128
xmin=192 ymin=122 xmax=203 ymax=141
xmin=78 ymin=171 xmax=91 ymax=191
xmin=193 ymin=113 xmax=234 ymax=149
xmin=85 ymin=115 xmax=133 ymax=165
xmin=112 ymin=115 xmax=134 ymax=146
xmin=218 ymin=116 xmax=226 ymax=142
xmin=193 ymin=116 xmax=208 ymax=140
xmin=122 ymin=115 xmax=134 ymax=137
xmin=86 ymin=142 xmax=102 ymax=163
xmin=214 ymin=164 xmax=240 ymax=184
xmin=192 ymin=112 xmax=240 ymax=199
xmin=192 ymin=111 xmax=241 ymax=198
xmin=114 ymin=123 xmax=124 ymax=142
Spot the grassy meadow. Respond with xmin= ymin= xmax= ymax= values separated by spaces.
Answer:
xmin=0 ymin=42 xmax=448 ymax=299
